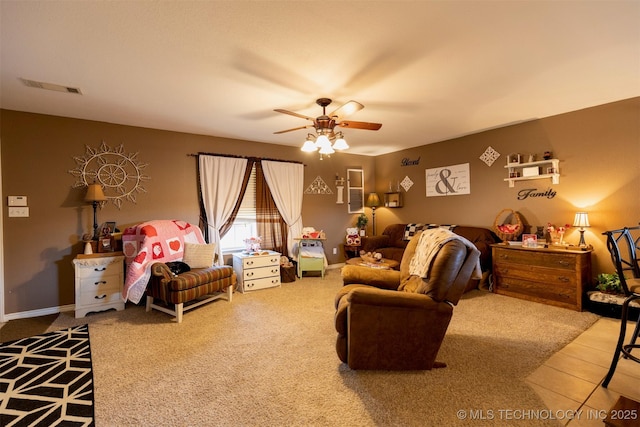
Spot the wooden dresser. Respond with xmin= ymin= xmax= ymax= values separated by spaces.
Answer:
xmin=491 ymin=244 xmax=592 ymax=311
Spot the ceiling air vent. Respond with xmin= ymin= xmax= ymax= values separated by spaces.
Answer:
xmin=20 ymin=78 xmax=82 ymax=95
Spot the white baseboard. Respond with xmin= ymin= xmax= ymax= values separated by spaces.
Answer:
xmin=2 ymin=304 xmax=74 ymax=322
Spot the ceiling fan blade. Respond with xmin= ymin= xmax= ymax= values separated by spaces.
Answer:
xmin=329 ymin=100 xmax=364 ymax=120
xmin=274 ymin=109 xmax=316 ymax=121
xmin=338 ymin=120 xmax=382 ymax=131
xmin=273 ymin=124 xmax=315 ymax=134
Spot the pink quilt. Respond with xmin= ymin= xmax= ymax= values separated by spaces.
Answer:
xmin=122 ymin=219 xmax=205 ymax=304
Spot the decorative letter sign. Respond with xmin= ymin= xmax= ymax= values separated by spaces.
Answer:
xmin=426 ymin=163 xmax=470 ymax=197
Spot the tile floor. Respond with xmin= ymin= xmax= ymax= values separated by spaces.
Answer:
xmin=526 ymin=317 xmax=640 ymax=426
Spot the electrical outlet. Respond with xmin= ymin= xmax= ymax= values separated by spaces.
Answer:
xmin=333 ymin=247 xmax=337 ymax=255
xmin=9 ymin=207 xmax=29 ymax=217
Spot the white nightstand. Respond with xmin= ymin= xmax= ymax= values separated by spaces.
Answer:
xmin=72 ymin=252 xmax=125 ymax=318
xmin=233 ymin=251 xmax=281 ymax=293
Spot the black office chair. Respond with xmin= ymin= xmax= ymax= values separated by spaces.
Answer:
xmin=601 ymin=226 xmax=640 ymax=388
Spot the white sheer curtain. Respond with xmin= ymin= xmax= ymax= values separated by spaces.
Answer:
xmin=199 ymin=155 xmax=248 ymax=264
xmin=261 ymin=160 xmax=304 ymax=258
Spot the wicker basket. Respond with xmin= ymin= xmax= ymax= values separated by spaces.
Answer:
xmin=493 ymin=208 xmax=524 ymax=241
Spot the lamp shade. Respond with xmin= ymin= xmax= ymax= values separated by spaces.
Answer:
xmin=573 ymin=212 xmax=590 ymax=228
xmin=301 ymin=140 xmax=318 ymax=152
xmin=84 ymin=183 xmax=107 ymax=202
xmin=365 ymin=192 xmax=381 ymax=208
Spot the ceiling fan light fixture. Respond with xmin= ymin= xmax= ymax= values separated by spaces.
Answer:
xmin=301 ymin=139 xmax=318 ymax=152
xmin=315 ymin=134 xmax=331 ymax=149
xmin=333 ymin=134 xmax=349 ymax=150
xmin=319 ymin=144 xmax=335 ymax=155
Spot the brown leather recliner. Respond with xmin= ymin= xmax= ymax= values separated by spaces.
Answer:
xmin=335 ymin=231 xmax=480 ymax=370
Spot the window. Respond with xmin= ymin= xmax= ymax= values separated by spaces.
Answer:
xmin=220 ymin=165 xmax=257 ymax=252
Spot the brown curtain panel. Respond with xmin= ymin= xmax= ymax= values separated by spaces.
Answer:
xmin=256 ymin=161 xmax=287 ymax=255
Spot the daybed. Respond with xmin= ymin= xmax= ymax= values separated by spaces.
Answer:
xmin=359 ymin=223 xmax=499 ymax=291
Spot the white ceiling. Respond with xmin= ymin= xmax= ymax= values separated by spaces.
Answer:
xmin=1 ymin=1 xmax=639 ymax=156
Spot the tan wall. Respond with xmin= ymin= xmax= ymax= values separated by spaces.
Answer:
xmin=374 ymin=97 xmax=640 ymax=279
xmin=2 ymin=97 xmax=639 ymax=315
xmin=0 ymin=110 xmax=375 ymax=315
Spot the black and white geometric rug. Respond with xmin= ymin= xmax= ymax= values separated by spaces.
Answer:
xmin=0 ymin=324 xmax=95 ymax=426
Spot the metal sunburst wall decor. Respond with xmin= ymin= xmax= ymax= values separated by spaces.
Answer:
xmin=68 ymin=141 xmax=150 ymax=209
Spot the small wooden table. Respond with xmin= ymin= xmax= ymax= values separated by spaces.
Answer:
xmin=346 ymin=257 xmax=400 ymax=270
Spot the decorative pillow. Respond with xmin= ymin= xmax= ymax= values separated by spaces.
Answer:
xmin=182 ymin=243 xmax=216 ymax=268
xmin=404 ymin=223 xmax=426 ymax=240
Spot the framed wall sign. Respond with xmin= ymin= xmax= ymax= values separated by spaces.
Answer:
xmin=426 ymin=163 xmax=471 ymax=197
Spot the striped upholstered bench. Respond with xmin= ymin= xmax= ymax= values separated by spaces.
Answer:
xmin=146 ymin=263 xmax=236 ymax=323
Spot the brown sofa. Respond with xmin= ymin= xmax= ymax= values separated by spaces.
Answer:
xmin=359 ymin=223 xmax=499 ymax=291
xmin=335 ymin=231 xmax=481 ymax=370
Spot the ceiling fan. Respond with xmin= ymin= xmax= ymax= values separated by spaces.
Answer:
xmin=274 ymin=98 xmax=382 ymax=157
xmin=274 ymin=98 xmax=382 ymax=136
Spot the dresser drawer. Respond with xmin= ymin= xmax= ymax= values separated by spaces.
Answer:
xmin=76 ymin=261 xmax=122 ymax=279
xmin=242 ymin=255 xmax=280 ymax=269
xmin=495 ymin=277 xmax=577 ymax=309
xmin=78 ymin=274 xmax=121 ymax=294
xmin=243 ymin=275 xmax=281 ymax=292
xmin=241 ymin=265 xmax=280 ymax=281
xmin=493 ymin=248 xmax=577 ymax=270
xmin=77 ymin=289 xmax=123 ymax=306
xmin=493 ymin=264 xmax=577 ymax=288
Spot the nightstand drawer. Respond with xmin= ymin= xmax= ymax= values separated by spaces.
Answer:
xmin=76 ymin=261 xmax=122 ymax=279
xmin=242 ymin=255 xmax=280 ymax=269
xmin=78 ymin=274 xmax=121 ymax=294
xmin=243 ymin=276 xmax=281 ymax=291
xmin=77 ymin=289 xmax=122 ymax=306
xmin=241 ymin=265 xmax=280 ymax=281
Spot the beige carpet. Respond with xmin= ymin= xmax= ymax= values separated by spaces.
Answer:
xmin=47 ymin=269 xmax=599 ymax=426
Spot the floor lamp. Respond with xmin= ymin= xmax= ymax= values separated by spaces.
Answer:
xmin=365 ymin=192 xmax=381 ymax=236
xmin=85 ymin=183 xmax=107 ymax=240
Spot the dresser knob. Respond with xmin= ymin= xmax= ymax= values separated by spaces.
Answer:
xmin=94 ymin=281 xmax=107 ymax=285
xmin=95 ymin=294 xmax=107 ymax=300
xmin=94 ymin=267 xmax=107 ymax=272
xmin=558 ymin=276 xmax=570 ymax=282
xmin=558 ymin=260 xmax=570 ymax=266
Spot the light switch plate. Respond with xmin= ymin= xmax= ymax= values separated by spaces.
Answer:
xmin=8 ymin=196 xmax=28 ymax=206
xmin=8 ymin=207 xmax=29 ymax=217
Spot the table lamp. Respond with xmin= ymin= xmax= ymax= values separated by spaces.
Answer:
xmin=365 ymin=192 xmax=381 ymax=235
xmin=572 ymin=212 xmax=590 ymax=247
xmin=85 ymin=183 xmax=107 ymax=240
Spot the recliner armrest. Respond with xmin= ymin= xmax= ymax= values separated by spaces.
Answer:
xmin=341 ymin=265 xmax=400 ymax=290
xmin=347 ymin=286 xmax=439 ymax=309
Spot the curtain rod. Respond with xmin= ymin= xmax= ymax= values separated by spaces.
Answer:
xmin=188 ymin=152 xmax=304 ymax=165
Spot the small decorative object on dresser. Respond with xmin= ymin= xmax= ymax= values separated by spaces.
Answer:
xmin=73 ymin=252 xmax=125 ymax=318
